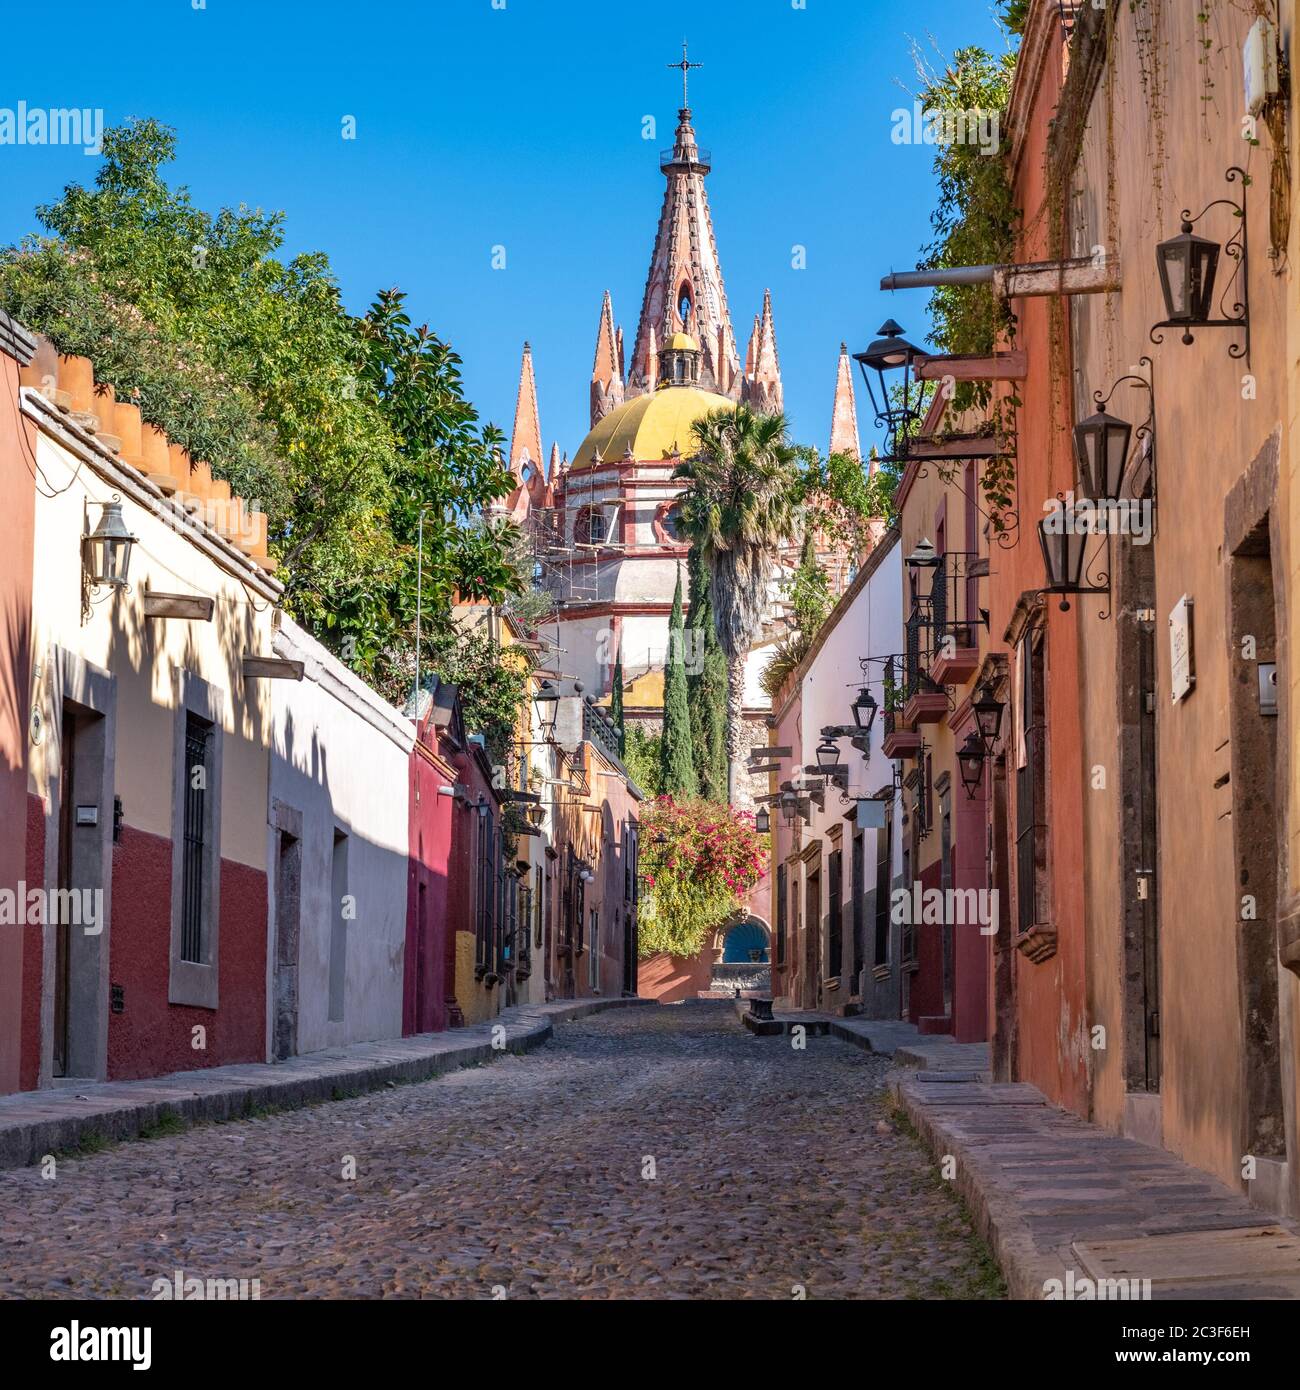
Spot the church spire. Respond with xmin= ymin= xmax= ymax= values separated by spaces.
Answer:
xmin=829 ymin=342 xmax=861 ymax=459
xmin=742 ymin=289 xmax=783 ymax=414
xmin=590 ymin=290 xmax=625 ymax=426
xmin=627 ymin=48 xmax=740 ymax=402
xmin=508 ymin=341 xmax=542 ymax=482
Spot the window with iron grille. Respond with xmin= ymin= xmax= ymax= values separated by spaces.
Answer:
xmin=1016 ymin=629 xmax=1049 ymax=936
xmin=534 ymin=865 xmax=545 ymax=949
xmin=775 ymin=864 xmax=787 ymax=966
xmin=901 ymin=841 xmax=917 ymax=965
xmin=827 ymin=848 xmax=843 ymax=978
xmin=180 ymin=713 xmax=212 ymax=964
xmin=475 ymin=811 xmax=495 ymax=974
xmin=873 ymin=811 xmax=892 ymax=967
xmin=517 ymin=880 xmax=531 ymax=974
xmin=851 ymin=831 xmax=865 ymax=979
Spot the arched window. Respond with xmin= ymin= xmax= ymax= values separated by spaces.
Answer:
xmin=665 ymin=504 xmax=684 ymax=541
xmin=678 ymin=283 xmax=693 ymax=327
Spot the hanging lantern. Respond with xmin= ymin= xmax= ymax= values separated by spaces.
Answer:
xmin=533 ymin=680 xmax=561 ymax=738
xmin=1073 ymin=407 xmax=1132 ymax=503
xmin=755 ymin=806 xmax=770 ymax=834
xmin=905 ymin=538 xmax=939 ymax=570
xmin=815 ymin=738 xmax=839 ymax=773
xmin=1156 ymin=222 xmax=1220 ymax=326
xmin=972 ymin=683 xmax=1004 ymax=754
xmin=957 ymin=731 xmax=986 ymax=799
xmin=851 ymin=686 xmax=878 ymax=732
xmin=1037 ymin=500 xmax=1092 ymax=596
xmin=83 ymin=498 xmax=137 ymax=590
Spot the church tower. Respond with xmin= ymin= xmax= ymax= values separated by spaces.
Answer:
xmin=625 ymin=61 xmax=762 ymax=404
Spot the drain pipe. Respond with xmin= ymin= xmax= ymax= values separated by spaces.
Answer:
xmin=879 ymin=265 xmax=997 ymax=291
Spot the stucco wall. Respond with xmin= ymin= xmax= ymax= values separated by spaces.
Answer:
xmin=269 ymin=618 xmax=413 ymax=1053
xmin=26 ymin=411 xmax=276 ymax=1083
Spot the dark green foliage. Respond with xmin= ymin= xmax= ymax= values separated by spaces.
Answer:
xmin=685 ymin=546 xmax=728 ymax=801
xmin=623 ymin=725 xmax=663 ymax=798
xmin=610 ymin=654 xmax=626 ymax=757
xmin=658 ymin=567 xmax=698 ymax=797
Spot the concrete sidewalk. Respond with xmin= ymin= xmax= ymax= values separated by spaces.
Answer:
xmin=0 ymin=997 xmax=650 ymax=1169
xmin=890 ymin=1054 xmax=1300 ymax=1300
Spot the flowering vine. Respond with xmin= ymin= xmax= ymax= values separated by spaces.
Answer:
xmin=637 ymin=797 xmax=767 ymax=959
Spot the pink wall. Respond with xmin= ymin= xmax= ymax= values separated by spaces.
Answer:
xmin=404 ymin=735 xmax=454 ymax=1035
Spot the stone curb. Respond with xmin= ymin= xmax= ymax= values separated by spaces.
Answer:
xmin=888 ymin=1073 xmax=1068 ymax=1300
xmin=0 ymin=997 xmax=651 ymax=1170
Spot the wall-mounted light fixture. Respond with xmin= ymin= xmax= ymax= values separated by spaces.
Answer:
xmin=957 ymin=731 xmax=987 ymax=800
xmin=1150 ymin=167 xmax=1249 ymax=363
xmin=1074 ymin=357 xmax=1156 ymax=505
xmin=853 ymin=320 xmax=926 ymax=461
xmin=83 ymin=496 xmax=137 ymax=593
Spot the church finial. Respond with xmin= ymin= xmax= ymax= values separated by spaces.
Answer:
xmin=667 ymin=40 xmax=703 ymax=110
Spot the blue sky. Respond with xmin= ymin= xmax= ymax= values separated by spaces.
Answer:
xmin=0 ymin=0 xmax=1010 ymax=462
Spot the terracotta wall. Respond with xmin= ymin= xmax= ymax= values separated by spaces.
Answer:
xmin=0 ymin=350 xmax=35 ymax=1093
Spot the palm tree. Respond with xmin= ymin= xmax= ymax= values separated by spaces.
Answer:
xmin=674 ymin=405 xmax=798 ymax=800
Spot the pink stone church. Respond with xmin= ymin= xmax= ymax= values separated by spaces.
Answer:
xmin=495 ymin=93 xmax=875 ymax=751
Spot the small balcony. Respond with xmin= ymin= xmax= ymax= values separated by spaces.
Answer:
xmin=920 ymin=551 xmax=985 ymax=689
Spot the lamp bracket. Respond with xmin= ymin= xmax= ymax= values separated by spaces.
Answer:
xmin=1149 ymin=166 xmax=1250 ymax=365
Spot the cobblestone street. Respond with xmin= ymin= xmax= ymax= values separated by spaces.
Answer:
xmin=0 ymin=1003 xmax=1002 ymax=1300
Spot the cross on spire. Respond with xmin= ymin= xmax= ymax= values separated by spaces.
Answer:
xmin=667 ymin=40 xmax=702 ymax=109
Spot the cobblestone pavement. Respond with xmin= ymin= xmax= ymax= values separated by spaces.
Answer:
xmin=0 ymin=1003 xmax=1003 ymax=1300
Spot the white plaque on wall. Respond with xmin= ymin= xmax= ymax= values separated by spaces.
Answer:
xmin=1169 ymin=594 xmax=1195 ymax=703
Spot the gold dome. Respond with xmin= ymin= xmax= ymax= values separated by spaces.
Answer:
xmin=666 ymin=331 xmax=698 ymax=351
xmin=570 ymin=387 xmax=735 ymax=471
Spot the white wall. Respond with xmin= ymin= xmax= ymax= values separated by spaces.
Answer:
xmin=269 ymin=618 xmax=413 ymax=1053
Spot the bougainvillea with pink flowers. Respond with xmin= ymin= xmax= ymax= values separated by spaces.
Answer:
xmin=637 ymin=796 xmax=768 ymax=959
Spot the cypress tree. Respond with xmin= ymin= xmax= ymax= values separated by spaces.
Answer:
xmin=610 ymin=653 xmax=626 ymax=757
xmin=659 ymin=566 xmax=698 ymax=797
xmin=686 ymin=545 xmax=728 ymax=801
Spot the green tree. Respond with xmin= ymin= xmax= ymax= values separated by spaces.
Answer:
xmin=685 ymin=545 xmax=728 ymax=801
xmin=658 ymin=566 xmax=698 ymax=797
xmin=674 ymin=406 xmax=798 ymax=800
xmin=0 ymin=119 xmax=524 ymax=708
xmin=623 ymin=726 xmax=663 ymax=798
xmin=610 ymin=653 xmax=626 ymax=757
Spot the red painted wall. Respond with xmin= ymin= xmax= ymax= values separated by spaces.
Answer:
xmin=0 ymin=352 xmax=36 ymax=1094
xmin=952 ymin=762 xmax=990 ymax=1044
xmin=106 ymin=824 xmax=267 ymax=1080
xmin=404 ymin=740 xmax=453 ymax=1035
xmin=908 ymin=860 xmax=946 ymax=1026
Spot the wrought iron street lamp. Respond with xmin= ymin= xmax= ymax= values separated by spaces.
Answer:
xmin=1073 ymin=407 xmax=1131 ymax=504
xmin=1037 ymin=499 xmax=1108 ymax=612
xmin=853 ymin=319 xmax=925 ymax=459
xmin=83 ymin=497 xmax=137 ymax=591
xmin=533 ymin=680 xmax=560 ymax=738
xmin=972 ymin=683 xmax=1004 ymax=755
xmin=815 ymin=738 xmax=839 ymax=774
xmin=957 ymin=731 xmax=986 ymax=799
xmin=755 ymin=806 xmax=770 ymax=834
xmin=1150 ymin=167 xmax=1250 ymax=361
xmin=851 ymin=686 xmax=878 ymax=733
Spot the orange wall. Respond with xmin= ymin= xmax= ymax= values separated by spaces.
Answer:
xmin=0 ymin=353 xmax=35 ymax=1093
